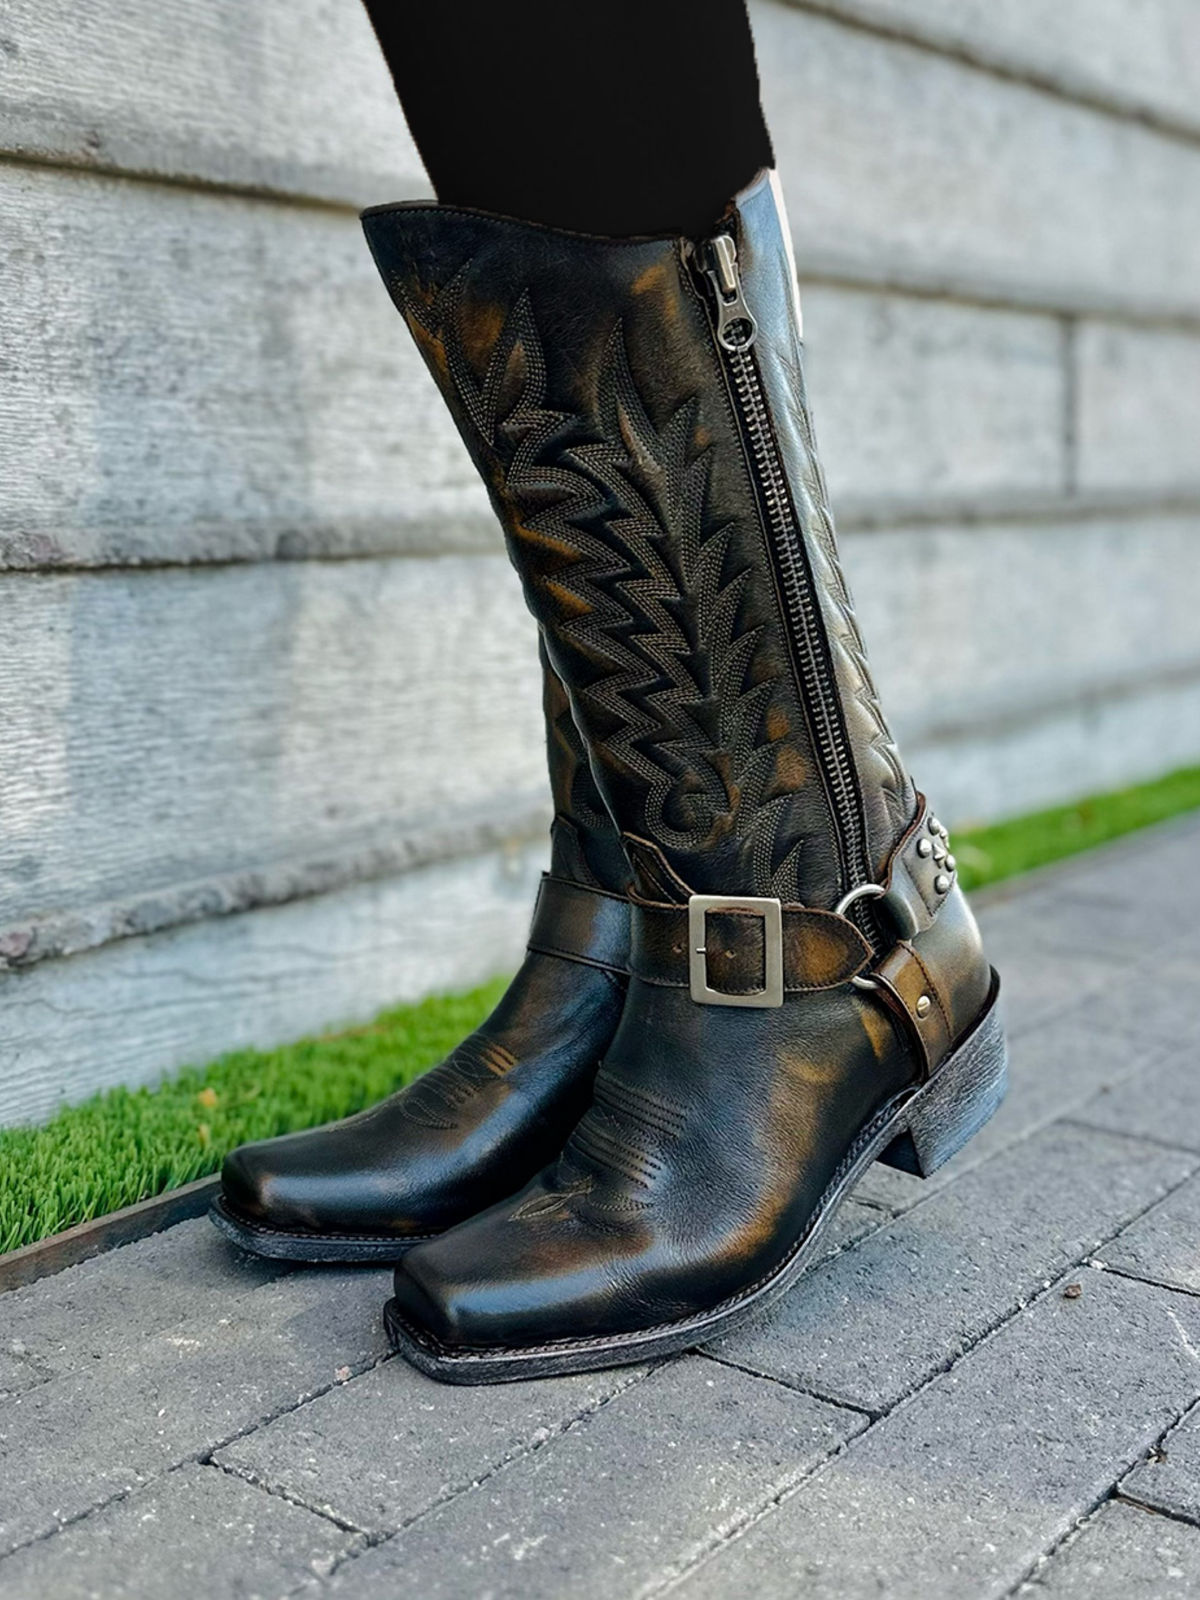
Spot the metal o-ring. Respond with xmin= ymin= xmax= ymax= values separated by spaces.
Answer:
xmin=835 ymin=882 xmax=888 ymax=918
xmin=835 ymin=883 xmax=888 ymax=991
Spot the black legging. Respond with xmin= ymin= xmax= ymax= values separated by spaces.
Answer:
xmin=361 ymin=1 xmax=773 ymax=238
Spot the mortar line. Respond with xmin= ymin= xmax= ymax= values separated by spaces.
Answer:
xmin=854 ymin=1038 xmax=1198 ymax=1232
xmin=1061 ymin=315 xmax=1080 ymax=496
xmin=0 ymin=801 xmax=551 ymax=977
xmin=796 ymin=260 xmax=1200 ymax=332
xmin=885 ymin=1134 xmax=1200 ymax=1284
xmin=837 ymin=492 xmax=1200 ymax=534
xmin=1060 ymin=1118 xmax=1200 ymax=1163
xmin=0 ymin=538 xmax=503 ymax=579
xmin=0 ymin=144 xmax=400 ymax=215
xmin=639 ymin=1411 xmax=868 ymax=1600
xmin=5 ymin=133 xmax=1200 ymax=331
xmin=213 ymin=1361 xmax=647 ymax=1550
xmin=999 ymin=1489 xmax=1125 ymax=1599
xmin=698 ymin=1347 xmax=883 ymax=1421
xmin=5 ymin=493 xmax=1200 ymax=585
xmin=4 ymin=495 xmax=1200 ymax=593
xmin=907 ymin=653 xmax=1200 ymax=754
xmin=0 ymin=1485 xmax=145 ymax=1568
xmin=1094 ymin=1263 xmax=1200 ymax=1303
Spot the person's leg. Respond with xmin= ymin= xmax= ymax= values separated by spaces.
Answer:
xmin=361 ymin=0 xmax=773 ymax=236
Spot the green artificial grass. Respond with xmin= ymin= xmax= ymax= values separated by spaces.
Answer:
xmin=3 ymin=762 xmax=1200 ymax=1256
xmin=0 ymin=978 xmax=506 ymax=1256
xmin=949 ymin=764 xmax=1200 ymax=892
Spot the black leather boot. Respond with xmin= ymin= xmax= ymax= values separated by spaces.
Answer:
xmin=363 ymin=169 xmax=1006 ymax=1376
xmin=211 ymin=646 xmax=631 ymax=1261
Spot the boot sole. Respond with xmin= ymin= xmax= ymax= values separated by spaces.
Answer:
xmin=209 ymin=1195 xmax=435 ymax=1264
xmin=384 ymin=973 xmax=1007 ymax=1384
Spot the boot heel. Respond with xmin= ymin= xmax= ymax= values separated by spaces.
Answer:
xmin=877 ymin=982 xmax=1007 ymax=1178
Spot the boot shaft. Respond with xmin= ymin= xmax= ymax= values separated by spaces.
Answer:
xmin=364 ymin=171 xmax=917 ymax=919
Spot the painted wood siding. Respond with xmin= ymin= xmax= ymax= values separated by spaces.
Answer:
xmin=2 ymin=0 xmax=1197 ymax=1121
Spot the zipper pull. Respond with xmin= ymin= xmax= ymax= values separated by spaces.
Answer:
xmin=703 ymin=235 xmax=758 ymax=352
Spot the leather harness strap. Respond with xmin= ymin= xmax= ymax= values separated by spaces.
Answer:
xmin=526 ymin=875 xmax=631 ymax=974
xmin=631 ymin=900 xmax=873 ymax=995
xmin=881 ymin=792 xmax=959 ymax=940
xmin=869 ymin=941 xmax=954 ymax=1077
xmin=628 ymin=797 xmax=959 ymax=1074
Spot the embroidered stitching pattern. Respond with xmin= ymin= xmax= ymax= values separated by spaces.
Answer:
xmin=398 ymin=270 xmax=815 ymax=901
xmin=593 ymin=1074 xmax=687 ymax=1141
xmin=397 ymin=1034 xmax=517 ymax=1130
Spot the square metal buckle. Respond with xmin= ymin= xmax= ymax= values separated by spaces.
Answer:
xmin=687 ymin=894 xmax=785 ymax=1008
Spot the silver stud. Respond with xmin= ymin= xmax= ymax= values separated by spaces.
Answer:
xmin=917 ymin=837 xmax=933 ymax=858
xmin=935 ymin=873 xmax=951 ymax=894
xmin=945 ymin=854 xmax=956 ymax=872
xmin=928 ymin=816 xmax=941 ymax=835
xmin=915 ymin=994 xmax=932 ymax=1019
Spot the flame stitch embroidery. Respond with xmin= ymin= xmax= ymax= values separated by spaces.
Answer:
xmin=402 ymin=271 xmax=812 ymax=898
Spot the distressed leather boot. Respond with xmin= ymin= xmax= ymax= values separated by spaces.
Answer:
xmin=363 ymin=169 xmax=1006 ymax=1377
xmin=211 ymin=645 xmax=631 ymax=1261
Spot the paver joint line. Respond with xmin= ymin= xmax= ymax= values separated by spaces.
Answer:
xmin=1002 ymin=1405 xmax=1200 ymax=1600
xmin=695 ymin=1348 xmax=877 ymax=1419
xmin=208 ymin=1454 xmax=373 ymax=1540
xmin=638 ymin=1407 xmax=869 ymax=1600
xmin=222 ymin=1357 xmax=657 ymax=1560
xmin=711 ymin=1127 xmax=1200 ymax=1427
xmin=1101 ymin=1263 xmax=1200 ymax=1302
xmin=1060 ymin=1115 xmax=1200 ymax=1161
xmin=1113 ymin=1489 xmax=1200 ymax=1533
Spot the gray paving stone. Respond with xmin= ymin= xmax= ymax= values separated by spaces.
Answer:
xmin=0 ymin=1218 xmax=290 ymax=1376
xmin=855 ymin=1010 xmax=1162 ymax=1210
xmin=323 ymin=1358 xmax=865 ymax=1600
xmin=818 ymin=1196 xmax=892 ymax=1248
xmin=1075 ymin=1039 xmax=1200 ymax=1154
xmin=217 ymin=1361 xmax=642 ymax=1537
xmin=977 ymin=875 xmax=1196 ymax=965
xmin=1123 ymin=1397 xmax=1200 ymax=1527
xmin=712 ymin=1123 xmax=1196 ymax=1414
xmin=0 ymin=1348 xmax=49 ymax=1398
xmin=1054 ymin=820 xmax=1200 ymax=918
xmin=964 ymin=920 xmax=1125 ymax=1041
xmin=1029 ymin=1498 xmax=1200 ymax=1599
xmin=1102 ymin=1174 xmax=1200 ymax=1294
xmin=0 ymin=1462 xmax=353 ymax=1600
xmin=1070 ymin=951 xmax=1200 ymax=1051
xmin=677 ymin=1269 xmax=1200 ymax=1600
xmin=0 ymin=1266 xmax=391 ymax=1557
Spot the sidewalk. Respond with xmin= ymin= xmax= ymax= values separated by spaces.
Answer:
xmin=3 ymin=818 xmax=1200 ymax=1600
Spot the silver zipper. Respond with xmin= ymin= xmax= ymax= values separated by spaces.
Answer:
xmin=700 ymin=233 xmax=874 ymax=927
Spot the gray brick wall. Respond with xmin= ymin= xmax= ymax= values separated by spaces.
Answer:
xmin=2 ymin=0 xmax=1197 ymax=1122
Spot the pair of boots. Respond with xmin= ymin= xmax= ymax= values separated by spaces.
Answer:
xmin=212 ymin=170 xmax=1005 ymax=1385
